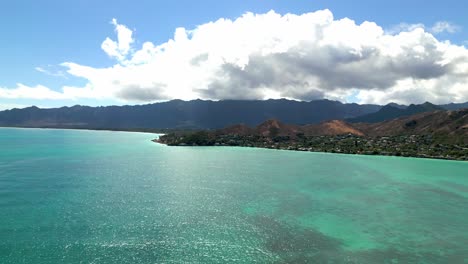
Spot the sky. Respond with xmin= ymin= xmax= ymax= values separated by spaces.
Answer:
xmin=1 ymin=0 xmax=467 ymax=110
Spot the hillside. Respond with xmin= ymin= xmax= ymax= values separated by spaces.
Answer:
xmin=213 ymin=108 xmax=468 ymax=141
xmin=1 ymin=100 xmax=467 ymax=130
xmin=441 ymin=102 xmax=468 ymax=110
xmin=355 ymin=108 xmax=468 ymax=144
xmin=348 ymin=102 xmax=443 ymax=123
xmin=218 ymin=119 xmax=363 ymax=138
xmin=302 ymin=120 xmax=365 ymax=136
xmin=0 ymin=99 xmax=381 ymax=129
xmin=158 ymin=108 xmax=468 ymax=160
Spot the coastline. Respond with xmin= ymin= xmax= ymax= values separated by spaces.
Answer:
xmin=0 ymin=125 xmax=168 ymax=135
xmin=1 ymin=126 xmax=464 ymax=161
xmin=154 ymin=138 xmax=468 ymax=162
xmin=155 ymin=141 xmax=467 ymax=162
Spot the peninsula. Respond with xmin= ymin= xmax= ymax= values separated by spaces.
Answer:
xmin=157 ymin=109 xmax=468 ymax=161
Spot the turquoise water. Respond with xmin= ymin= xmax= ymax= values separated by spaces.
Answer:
xmin=0 ymin=128 xmax=467 ymax=263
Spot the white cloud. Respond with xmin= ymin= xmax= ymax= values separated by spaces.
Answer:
xmin=101 ymin=18 xmax=134 ymax=62
xmin=388 ymin=21 xmax=461 ymax=36
xmin=0 ymin=84 xmax=69 ymax=100
xmin=386 ymin=23 xmax=425 ymax=35
xmin=2 ymin=10 xmax=468 ymax=105
xmin=431 ymin=21 xmax=460 ymax=34
xmin=35 ymin=66 xmax=66 ymax=78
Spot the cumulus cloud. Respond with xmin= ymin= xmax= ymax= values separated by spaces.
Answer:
xmin=1 ymin=10 xmax=468 ymax=105
xmin=101 ymin=18 xmax=134 ymax=62
xmin=386 ymin=23 xmax=425 ymax=35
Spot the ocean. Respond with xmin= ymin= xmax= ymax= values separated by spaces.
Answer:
xmin=0 ymin=127 xmax=467 ymax=263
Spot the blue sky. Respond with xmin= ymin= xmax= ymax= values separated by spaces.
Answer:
xmin=1 ymin=0 xmax=467 ymax=109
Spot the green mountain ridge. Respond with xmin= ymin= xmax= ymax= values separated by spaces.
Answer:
xmin=0 ymin=99 xmax=466 ymax=130
xmin=347 ymin=102 xmax=444 ymax=123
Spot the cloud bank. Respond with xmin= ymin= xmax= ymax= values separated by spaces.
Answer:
xmin=2 ymin=10 xmax=468 ymax=105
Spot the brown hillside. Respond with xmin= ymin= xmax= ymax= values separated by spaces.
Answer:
xmin=303 ymin=120 xmax=364 ymax=136
xmin=212 ymin=109 xmax=467 ymax=143
xmin=218 ymin=119 xmax=364 ymax=137
xmin=255 ymin=119 xmax=301 ymax=137
xmin=355 ymin=109 xmax=468 ymax=143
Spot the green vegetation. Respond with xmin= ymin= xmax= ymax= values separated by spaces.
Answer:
xmin=158 ymin=133 xmax=468 ymax=161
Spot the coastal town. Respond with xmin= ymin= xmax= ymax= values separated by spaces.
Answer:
xmin=157 ymin=132 xmax=468 ymax=161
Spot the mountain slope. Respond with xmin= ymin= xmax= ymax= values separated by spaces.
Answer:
xmin=302 ymin=120 xmax=365 ymax=136
xmin=348 ymin=102 xmax=443 ymax=123
xmin=0 ymin=99 xmax=381 ymax=129
xmin=158 ymin=109 xmax=468 ymax=160
xmin=354 ymin=108 xmax=468 ymax=143
xmin=212 ymin=108 xmax=468 ymax=143
xmin=216 ymin=119 xmax=364 ymax=138
xmin=441 ymin=102 xmax=468 ymax=110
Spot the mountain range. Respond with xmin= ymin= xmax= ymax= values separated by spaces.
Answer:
xmin=0 ymin=99 xmax=467 ymax=129
xmin=347 ymin=102 xmax=444 ymax=123
xmin=199 ymin=108 xmax=468 ymax=144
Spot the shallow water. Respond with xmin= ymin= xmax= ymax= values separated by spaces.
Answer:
xmin=0 ymin=128 xmax=467 ymax=263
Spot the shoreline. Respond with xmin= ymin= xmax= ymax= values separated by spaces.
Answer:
xmin=154 ymin=139 xmax=467 ymax=162
xmin=1 ymin=126 xmax=464 ymax=162
xmin=0 ymin=126 xmax=167 ymax=135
